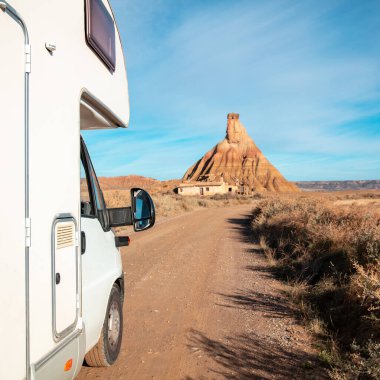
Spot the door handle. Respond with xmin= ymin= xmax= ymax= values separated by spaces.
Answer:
xmin=81 ymin=231 xmax=86 ymax=255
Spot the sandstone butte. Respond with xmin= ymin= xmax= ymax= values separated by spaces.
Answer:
xmin=183 ymin=113 xmax=299 ymax=193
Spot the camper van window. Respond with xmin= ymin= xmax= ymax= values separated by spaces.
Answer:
xmin=86 ymin=0 xmax=116 ymax=72
xmin=80 ymin=160 xmax=95 ymax=217
xmin=81 ymin=137 xmax=110 ymax=231
xmin=87 ymin=155 xmax=110 ymax=231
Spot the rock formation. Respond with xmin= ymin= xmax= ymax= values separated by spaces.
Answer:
xmin=183 ymin=113 xmax=299 ymax=192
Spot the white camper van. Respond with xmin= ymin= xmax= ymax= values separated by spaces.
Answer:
xmin=0 ymin=1 xmax=155 ymax=379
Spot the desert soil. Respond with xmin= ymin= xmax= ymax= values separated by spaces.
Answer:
xmin=77 ymin=205 xmax=327 ymax=380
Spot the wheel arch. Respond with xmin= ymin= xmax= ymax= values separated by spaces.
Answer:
xmin=114 ymin=273 xmax=124 ymax=305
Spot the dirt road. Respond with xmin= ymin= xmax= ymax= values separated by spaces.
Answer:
xmin=77 ymin=206 xmax=327 ymax=379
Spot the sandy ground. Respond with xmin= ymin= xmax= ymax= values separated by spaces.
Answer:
xmin=77 ymin=205 xmax=327 ymax=380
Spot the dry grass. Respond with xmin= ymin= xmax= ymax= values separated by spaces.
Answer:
xmin=152 ymin=193 xmax=257 ymax=217
xmin=103 ymin=190 xmax=258 ymax=236
xmin=251 ymin=191 xmax=380 ymax=379
xmin=103 ymin=189 xmax=131 ymax=208
xmin=103 ymin=190 xmax=258 ymax=219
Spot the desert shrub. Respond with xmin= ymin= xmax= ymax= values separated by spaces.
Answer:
xmin=252 ymin=196 xmax=380 ymax=378
xmin=197 ymin=200 xmax=208 ymax=207
xmin=103 ymin=189 xmax=131 ymax=208
xmin=210 ymin=193 xmax=231 ymax=201
xmin=252 ymin=192 xmax=265 ymax=200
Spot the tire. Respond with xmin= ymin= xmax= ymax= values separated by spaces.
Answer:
xmin=85 ymin=284 xmax=123 ymax=367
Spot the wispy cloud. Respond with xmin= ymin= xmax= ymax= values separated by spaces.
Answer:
xmin=84 ymin=0 xmax=380 ymax=180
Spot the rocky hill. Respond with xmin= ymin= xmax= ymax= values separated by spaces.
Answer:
xmin=183 ymin=113 xmax=298 ymax=192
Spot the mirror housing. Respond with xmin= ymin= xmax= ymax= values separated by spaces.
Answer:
xmin=107 ymin=188 xmax=155 ymax=232
xmin=131 ymin=188 xmax=155 ymax=232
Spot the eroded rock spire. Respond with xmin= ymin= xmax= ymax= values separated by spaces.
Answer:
xmin=183 ymin=113 xmax=299 ymax=192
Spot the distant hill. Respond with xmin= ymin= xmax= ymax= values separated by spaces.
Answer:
xmin=99 ymin=175 xmax=181 ymax=194
xmin=295 ymin=180 xmax=380 ymax=191
xmin=98 ymin=176 xmax=380 ymax=194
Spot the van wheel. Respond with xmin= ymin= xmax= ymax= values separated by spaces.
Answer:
xmin=85 ymin=284 xmax=123 ymax=367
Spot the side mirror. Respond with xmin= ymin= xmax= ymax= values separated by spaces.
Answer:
xmin=131 ymin=188 xmax=155 ymax=232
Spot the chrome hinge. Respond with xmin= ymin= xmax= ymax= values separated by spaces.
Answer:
xmin=25 ymin=217 xmax=31 ymax=247
xmin=25 ymin=44 xmax=31 ymax=73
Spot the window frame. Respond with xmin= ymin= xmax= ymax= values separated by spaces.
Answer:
xmin=80 ymin=154 xmax=96 ymax=218
xmin=80 ymin=136 xmax=110 ymax=231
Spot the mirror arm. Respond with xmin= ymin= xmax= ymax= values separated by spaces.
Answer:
xmin=108 ymin=206 xmax=133 ymax=227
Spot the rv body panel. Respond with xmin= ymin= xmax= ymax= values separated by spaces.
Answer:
xmin=0 ymin=6 xmax=26 ymax=380
xmin=1 ymin=0 xmax=130 ymax=378
xmin=23 ymin=0 xmax=128 ymax=369
xmin=32 ymin=329 xmax=85 ymax=380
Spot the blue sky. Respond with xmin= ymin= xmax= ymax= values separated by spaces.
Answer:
xmin=83 ymin=0 xmax=380 ymax=181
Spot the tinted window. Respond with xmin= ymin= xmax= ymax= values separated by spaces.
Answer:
xmin=86 ymin=0 xmax=116 ymax=72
